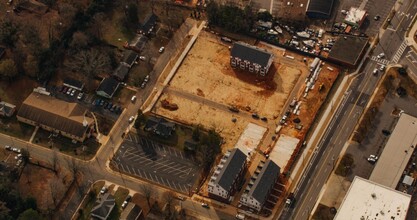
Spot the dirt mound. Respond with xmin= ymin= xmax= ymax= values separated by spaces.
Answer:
xmin=161 ymin=99 xmax=179 ymax=111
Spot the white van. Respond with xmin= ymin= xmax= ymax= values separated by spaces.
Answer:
xmin=235 ymin=214 xmax=245 ymax=219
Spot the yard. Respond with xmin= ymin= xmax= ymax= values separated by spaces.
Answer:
xmin=18 ymin=163 xmax=72 ymax=211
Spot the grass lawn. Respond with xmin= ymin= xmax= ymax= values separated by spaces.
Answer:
xmin=112 ymin=87 xmax=137 ymax=108
xmin=33 ymin=128 xmax=100 ymax=160
xmin=0 ymin=117 xmax=35 ymax=141
xmin=101 ymin=6 xmax=136 ymax=48
xmin=77 ymin=181 xmax=105 ymax=220
xmin=94 ymin=113 xmax=116 ymax=135
xmin=114 ymin=187 xmax=129 ymax=207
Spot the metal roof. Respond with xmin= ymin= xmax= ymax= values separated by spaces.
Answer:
xmin=246 ymin=160 xmax=280 ymax=206
xmin=217 ymin=148 xmax=247 ymax=190
xmin=306 ymin=0 xmax=335 ymax=17
xmin=230 ymin=42 xmax=273 ymax=67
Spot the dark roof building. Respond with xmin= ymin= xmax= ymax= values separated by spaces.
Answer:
xmin=0 ymin=101 xmax=16 ymax=117
xmin=121 ymin=50 xmax=139 ymax=68
xmin=91 ymin=193 xmax=116 ymax=220
xmin=240 ymin=159 xmax=280 ymax=211
xmin=130 ymin=35 xmax=148 ymax=50
xmin=139 ymin=14 xmax=157 ymax=35
xmin=63 ymin=77 xmax=84 ymax=91
xmin=328 ymin=35 xmax=369 ymax=67
xmin=96 ymin=77 xmax=120 ymax=99
xmin=17 ymin=92 xmax=94 ymax=142
xmin=112 ymin=64 xmax=130 ymax=81
xmin=230 ymin=42 xmax=274 ymax=76
xmin=306 ymin=0 xmax=335 ymax=19
xmin=208 ymin=148 xmax=247 ymax=202
xmin=120 ymin=203 xmax=143 ymax=220
xmin=144 ymin=116 xmax=176 ymax=138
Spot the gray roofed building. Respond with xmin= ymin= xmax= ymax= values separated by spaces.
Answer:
xmin=91 ymin=193 xmax=116 ymax=220
xmin=208 ymin=148 xmax=247 ymax=202
xmin=63 ymin=77 xmax=84 ymax=91
xmin=0 ymin=101 xmax=16 ymax=117
xmin=121 ymin=50 xmax=139 ymax=68
xmin=112 ymin=64 xmax=130 ymax=81
xmin=130 ymin=35 xmax=148 ymax=50
xmin=17 ymin=92 xmax=94 ymax=142
xmin=120 ymin=203 xmax=143 ymax=220
xmin=240 ymin=159 xmax=280 ymax=211
xmin=139 ymin=14 xmax=157 ymax=35
xmin=328 ymin=35 xmax=368 ymax=67
xmin=96 ymin=77 xmax=120 ymax=99
xmin=230 ymin=42 xmax=274 ymax=76
xmin=144 ymin=116 xmax=176 ymax=138
xmin=306 ymin=0 xmax=335 ymax=19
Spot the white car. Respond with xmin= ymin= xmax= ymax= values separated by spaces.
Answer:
xmin=100 ymin=186 xmax=107 ymax=194
xmin=70 ymin=89 xmax=76 ymax=96
xmin=12 ymin=148 xmax=20 ymax=153
xmin=139 ymin=56 xmax=146 ymax=61
xmin=121 ymin=201 xmax=128 ymax=209
xmin=379 ymin=64 xmax=385 ymax=71
xmin=373 ymin=68 xmax=378 ymax=75
xmin=128 ymin=116 xmax=135 ymax=123
xmin=367 ymin=155 xmax=379 ymax=164
xmin=131 ymin=95 xmax=137 ymax=102
xmin=159 ymin=47 xmax=165 ymax=53
xmin=5 ymin=145 xmax=11 ymax=150
xmin=377 ymin=53 xmax=385 ymax=59
xmin=77 ymin=92 xmax=84 ymax=100
xmin=144 ymin=75 xmax=149 ymax=82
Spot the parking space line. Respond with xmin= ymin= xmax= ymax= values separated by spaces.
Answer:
xmin=126 ymin=165 xmax=132 ymax=173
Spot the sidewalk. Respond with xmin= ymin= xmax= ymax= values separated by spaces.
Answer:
xmin=405 ymin=9 xmax=417 ymax=50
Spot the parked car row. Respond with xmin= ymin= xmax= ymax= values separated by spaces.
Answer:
xmin=92 ymin=98 xmax=123 ymax=114
xmin=5 ymin=145 xmax=21 ymax=153
xmin=141 ymin=75 xmax=150 ymax=89
xmin=5 ymin=145 xmax=23 ymax=166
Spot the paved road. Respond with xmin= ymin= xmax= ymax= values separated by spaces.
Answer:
xmin=280 ymin=0 xmax=417 ymax=219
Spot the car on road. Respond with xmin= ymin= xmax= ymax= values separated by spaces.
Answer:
xmin=159 ymin=47 xmax=165 ymax=53
xmin=77 ymin=92 xmax=84 ymax=100
xmin=286 ymin=193 xmax=295 ymax=207
xmin=382 ymin=129 xmax=391 ymax=136
xmin=5 ymin=145 xmax=11 ymax=150
xmin=16 ymin=159 xmax=22 ymax=166
xmin=379 ymin=64 xmax=385 ymax=71
xmin=201 ymin=203 xmax=209 ymax=208
xmin=374 ymin=15 xmax=380 ymax=21
xmin=139 ymin=56 xmax=146 ymax=61
xmin=144 ymin=75 xmax=150 ymax=82
xmin=131 ymin=95 xmax=137 ymax=102
xmin=261 ymin=117 xmax=268 ymax=122
xmin=367 ymin=155 xmax=379 ymax=164
xmin=100 ymin=186 xmax=107 ymax=194
xmin=252 ymin=113 xmax=260 ymax=119
xmin=377 ymin=53 xmax=385 ymax=59
xmin=141 ymin=82 xmax=146 ymax=89
xmin=12 ymin=148 xmax=21 ymax=153
xmin=128 ymin=116 xmax=135 ymax=123
xmin=373 ymin=68 xmax=378 ymax=75
xmin=228 ymin=106 xmax=240 ymax=113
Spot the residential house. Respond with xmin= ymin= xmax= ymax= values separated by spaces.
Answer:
xmin=138 ymin=14 xmax=157 ymax=35
xmin=0 ymin=47 xmax=5 ymax=59
xmin=208 ymin=148 xmax=247 ymax=202
xmin=124 ymin=35 xmax=148 ymax=53
xmin=112 ymin=64 xmax=130 ymax=81
xmin=91 ymin=193 xmax=116 ymax=220
xmin=144 ymin=117 xmax=176 ymax=138
xmin=17 ymin=92 xmax=94 ymax=142
xmin=121 ymin=50 xmax=139 ymax=68
xmin=230 ymin=42 xmax=274 ymax=76
xmin=63 ymin=77 xmax=84 ymax=91
xmin=0 ymin=101 xmax=16 ymax=117
xmin=120 ymin=203 xmax=144 ymax=220
xmin=240 ymin=159 xmax=280 ymax=212
xmin=96 ymin=77 xmax=120 ymax=99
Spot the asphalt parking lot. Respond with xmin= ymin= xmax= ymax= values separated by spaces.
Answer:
xmin=113 ymin=133 xmax=200 ymax=194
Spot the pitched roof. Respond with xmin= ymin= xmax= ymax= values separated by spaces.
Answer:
xmin=248 ymin=160 xmax=280 ymax=205
xmin=63 ymin=77 xmax=84 ymax=90
xmin=130 ymin=35 xmax=148 ymax=50
xmin=140 ymin=14 xmax=157 ymax=34
xmin=120 ymin=203 xmax=143 ymax=220
xmin=96 ymin=77 xmax=120 ymax=98
xmin=91 ymin=193 xmax=116 ymax=219
xmin=122 ymin=50 xmax=139 ymax=66
xmin=217 ymin=148 xmax=247 ymax=190
xmin=17 ymin=93 xmax=93 ymax=139
xmin=0 ymin=101 xmax=16 ymax=116
xmin=306 ymin=0 xmax=335 ymax=17
xmin=112 ymin=64 xmax=130 ymax=81
xmin=230 ymin=42 xmax=273 ymax=67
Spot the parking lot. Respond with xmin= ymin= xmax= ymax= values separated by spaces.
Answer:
xmin=113 ymin=133 xmax=200 ymax=194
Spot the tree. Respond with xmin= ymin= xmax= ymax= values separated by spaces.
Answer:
xmin=65 ymin=157 xmax=81 ymax=182
xmin=162 ymin=191 xmax=175 ymax=217
xmin=192 ymin=124 xmax=202 ymax=141
xmin=69 ymin=31 xmax=90 ymax=51
xmin=257 ymin=11 xmax=272 ymax=21
xmin=126 ymin=3 xmax=139 ymax=25
xmin=139 ymin=184 xmax=155 ymax=209
xmin=65 ymin=49 xmax=110 ymax=89
xmin=23 ymin=55 xmax=39 ymax=78
xmin=21 ymin=25 xmax=42 ymax=56
xmin=0 ymin=59 xmax=18 ymax=80
xmin=134 ymin=109 xmax=147 ymax=128
xmin=50 ymin=151 xmax=59 ymax=174
xmin=0 ymin=20 xmax=19 ymax=48
xmin=17 ymin=209 xmax=42 ymax=220
xmin=20 ymin=149 xmax=30 ymax=164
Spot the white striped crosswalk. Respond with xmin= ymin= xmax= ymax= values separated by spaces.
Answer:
xmin=392 ymin=40 xmax=408 ymax=63
xmin=371 ymin=56 xmax=390 ymax=65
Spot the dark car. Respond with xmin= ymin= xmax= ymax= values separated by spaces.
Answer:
xmin=59 ymin=86 xmax=66 ymax=93
xmin=261 ymin=117 xmax=268 ymax=122
xmin=252 ymin=113 xmax=260 ymax=119
xmin=125 ymin=195 xmax=132 ymax=202
xmin=99 ymin=99 xmax=104 ymax=106
xmin=107 ymin=103 xmax=113 ymax=110
xmin=62 ymin=87 xmax=69 ymax=94
xmin=382 ymin=129 xmax=391 ymax=136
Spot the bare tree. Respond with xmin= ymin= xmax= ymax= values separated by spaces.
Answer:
xmin=50 ymin=178 xmax=63 ymax=208
xmin=139 ymin=184 xmax=155 ymax=209
xmin=163 ymin=191 xmax=175 ymax=217
xmin=65 ymin=157 xmax=81 ymax=182
xmin=65 ymin=49 xmax=111 ymax=90
xmin=51 ymin=151 xmax=59 ymax=174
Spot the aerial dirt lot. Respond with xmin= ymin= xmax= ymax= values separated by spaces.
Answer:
xmin=168 ymin=31 xmax=306 ymax=119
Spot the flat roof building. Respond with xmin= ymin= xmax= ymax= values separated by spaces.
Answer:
xmin=334 ymin=176 xmax=411 ymax=220
xmin=369 ymin=113 xmax=417 ymax=189
xmin=344 ymin=7 xmax=367 ymax=27
xmin=234 ymin=123 xmax=267 ymax=158
xmin=306 ymin=0 xmax=335 ymax=19
xmin=328 ymin=35 xmax=368 ymax=67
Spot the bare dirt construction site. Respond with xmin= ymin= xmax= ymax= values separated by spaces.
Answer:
xmin=153 ymin=31 xmax=312 ymax=149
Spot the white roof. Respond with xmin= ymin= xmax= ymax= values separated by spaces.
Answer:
xmin=402 ymin=175 xmax=414 ymax=186
xmin=269 ymin=134 xmax=300 ymax=169
xmin=334 ymin=176 xmax=411 ymax=220
xmin=344 ymin=7 xmax=367 ymax=25
xmin=369 ymin=113 xmax=417 ymax=188
xmin=235 ymin=123 xmax=267 ymax=157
